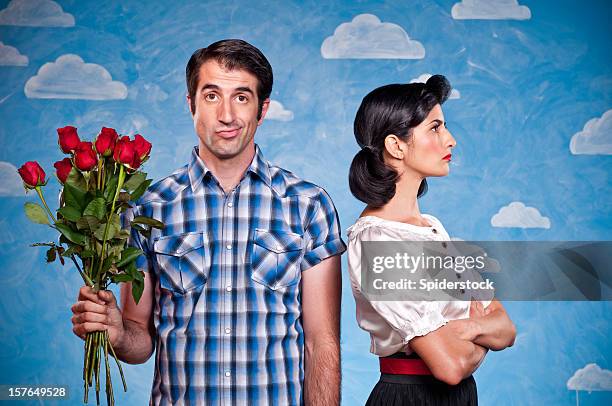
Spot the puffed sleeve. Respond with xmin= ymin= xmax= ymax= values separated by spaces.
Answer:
xmin=347 ymin=224 xmax=448 ymax=346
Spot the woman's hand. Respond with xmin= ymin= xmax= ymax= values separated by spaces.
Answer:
xmin=469 ymin=299 xmax=487 ymax=318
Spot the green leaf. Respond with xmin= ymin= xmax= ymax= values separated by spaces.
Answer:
xmin=101 ymin=255 xmax=115 ymax=274
xmin=81 ymin=250 xmax=95 ymax=258
xmin=76 ymin=215 xmax=100 ymax=232
xmin=110 ymin=274 xmax=133 ymax=283
xmin=24 ymin=202 xmax=50 ymax=225
xmin=131 ymin=274 xmax=144 ymax=304
xmin=63 ymin=182 xmax=87 ymax=211
xmin=122 ymin=172 xmax=146 ymax=192
xmin=65 ymin=167 xmax=88 ymax=191
xmin=83 ymin=198 xmax=107 ymax=220
xmin=62 ymin=245 xmax=81 ymax=257
xmin=55 ymin=223 xmax=86 ymax=245
xmin=132 ymin=216 xmax=164 ymax=229
xmin=116 ymin=229 xmax=130 ymax=240
xmin=116 ymin=247 xmax=144 ymax=268
xmin=93 ymin=214 xmax=121 ymax=241
xmin=130 ymin=179 xmax=152 ymax=202
xmin=104 ymin=176 xmax=118 ymax=202
xmin=58 ymin=206 xmax=81 ymax=222
xmin=132 ymin=224 xmax=151 ymax=239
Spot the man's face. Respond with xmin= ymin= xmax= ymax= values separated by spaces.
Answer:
xmin=188 ymin=60 xmax=269 ymax=160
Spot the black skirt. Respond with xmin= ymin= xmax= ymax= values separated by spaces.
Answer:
xmin=366 ymin=353 xmax=478 ymax=406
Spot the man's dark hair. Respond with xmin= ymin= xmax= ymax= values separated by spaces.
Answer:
xmin=186 ymin=39 xmax=273 ymax=119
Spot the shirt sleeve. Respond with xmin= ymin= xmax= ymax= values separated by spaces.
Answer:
xmin=347 ymin=224 xmax=448 ymax=343
xmin=120 ymin=204 xmax=153 ymax=273
xmin=300 ymin=188 xmax=347 ymax=271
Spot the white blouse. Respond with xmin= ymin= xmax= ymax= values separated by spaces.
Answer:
xmin=346 ymin=215 xmax=492 ymax=357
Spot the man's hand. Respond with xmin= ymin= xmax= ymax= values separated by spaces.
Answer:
xmin=71 ymin=286 xmax=125 ymax=347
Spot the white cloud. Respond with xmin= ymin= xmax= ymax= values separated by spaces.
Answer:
xmin=491 ymin=201 xmax=550 ymax=229
xmin=24 ymin=54 xmax=127 ymax=100
xmin=567 ymin=363 xmax=612 ymax=392
xmin=128 ymin=82 xmax=168 ymax=103
xmin=570 ymin=109 xmax=612 ymax=155
xmin=409 ymin=73 xmax=461 ymax=99
xmin=265 ymin=100 xmax=294 ymax=122
xmin=0 ymin=161 xmax=25 ymax=196
xmin=451 ymin=0 xmax=531 ymax=20
xmin=321 ymin=14 xmax=425 ymax=59
xmin=0 ymin=0 xmax=75 ymax=27
xmin=0 ymin=41 xmax=28 ymax=66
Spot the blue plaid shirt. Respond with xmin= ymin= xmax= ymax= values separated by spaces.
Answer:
xmin=123 ymin=145 xmax=346 ymax=405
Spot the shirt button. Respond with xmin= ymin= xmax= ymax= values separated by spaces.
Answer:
xmin=224 ymin=371 xmax=231 ymax=377
xmin=226 ymin=244 xmax=232 ymax=250
xmin=225 ymin=327 xmax=231 ymax=334
xmin=226 ymin=285 xmax=232 ymax=292
xmin=227 ymin=202 xmax=233 ymax=208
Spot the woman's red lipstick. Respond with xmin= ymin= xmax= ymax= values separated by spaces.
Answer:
xmin=443 ymin=154 xmax=452 ymax=161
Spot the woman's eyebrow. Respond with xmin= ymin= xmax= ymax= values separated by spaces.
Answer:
xmin=428 ymin=119 xmax=444 ymax=126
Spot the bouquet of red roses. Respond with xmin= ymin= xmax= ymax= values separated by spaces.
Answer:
xmin=18 ymin=126 xmax=163 ymax=406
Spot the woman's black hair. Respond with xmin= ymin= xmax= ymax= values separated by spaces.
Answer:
xmin=348 ymin=75 xmax=452 ymax=207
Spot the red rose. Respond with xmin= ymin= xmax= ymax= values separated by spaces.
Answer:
xmin=95 ymin=127 xmax=118 ymax=157
xmin=57 ymin=126 xmax=80 ymax=153
xmin=113 ymin=136 xmax=137 ymax=168
xmin=133 ymin=134 xmax=152 ymax=162
xmin=18 ymin=161 xmax=46 ymax=189
xmin=53 ymin=157 xmax=73 ymax=183
xmin=74 ymin=141 xmax=98 ymax=171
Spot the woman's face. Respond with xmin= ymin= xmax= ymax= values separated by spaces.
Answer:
xmin=397 ymin=104 xmax=456 ymax=178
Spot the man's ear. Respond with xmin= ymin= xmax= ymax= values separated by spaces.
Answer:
xmin=257 ymin=98 xmax=271 ymax=125
xmin=186 ymin=94 xmax=194 ymax=116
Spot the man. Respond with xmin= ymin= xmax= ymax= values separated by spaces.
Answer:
xmin=71 ymin=39 xmax=346 ymax=405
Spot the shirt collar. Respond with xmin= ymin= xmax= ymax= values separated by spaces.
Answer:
xmin=188 ymin=144 xmax=272 ymax=191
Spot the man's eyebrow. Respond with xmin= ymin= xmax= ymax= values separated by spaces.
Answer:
xmin=200 ymin=83 xmax=219 ymax=91
xmin=199 ymin=84 xmax=254 ymax=95
xmin=234 ymin=86 xmax=254 ymax=95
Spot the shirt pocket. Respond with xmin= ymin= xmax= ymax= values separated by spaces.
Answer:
xmin=153 ymin=231 xmax=210 ymax=294
xmin=251 ymin=228 xmax=304 ymax=290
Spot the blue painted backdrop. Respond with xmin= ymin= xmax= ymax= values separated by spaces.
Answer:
xmin=1 ymin=0 xmax=610 ymax=404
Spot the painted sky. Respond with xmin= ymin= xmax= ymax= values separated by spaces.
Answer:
xmin=0 ymin=0 xmax=610 ymax=404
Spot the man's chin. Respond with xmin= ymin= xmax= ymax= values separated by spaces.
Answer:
xmin=208 ymin=142 xmax=250 ymax=160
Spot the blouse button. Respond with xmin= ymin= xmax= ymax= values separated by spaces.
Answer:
xmin=432 ymin=228 xmax=438 ymax=234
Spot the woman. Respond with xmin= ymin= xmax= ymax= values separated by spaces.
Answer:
xmin=347 ymin=75 xmax=516 ymax=405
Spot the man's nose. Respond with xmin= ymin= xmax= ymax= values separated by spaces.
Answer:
xmin=217 ymin=99 xmax=234 ymax=125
